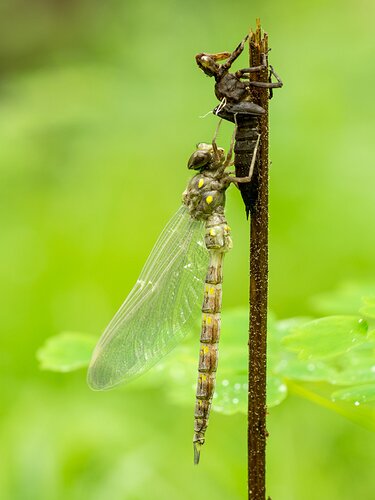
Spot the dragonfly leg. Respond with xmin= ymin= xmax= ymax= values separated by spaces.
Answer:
xmin=224 ymin=125 xmax=237 ymax=168
xmin=229 ymin=133 xmax=260 ymax=184
xmin=235 ymin=53 xmax=267 ymax=78
xmin=236 ymin=51 xmax=282 ymax=99
xmin=247 ymin=64 xmax=283 ymax=89
xmin=219 ymin=34 xmax=249 ymax=72
xmin=268 ymin=64 xmax=283 ymax=99
xmin=223 ymin=113 xmax=240 ymax=171
xmin=211 ymin=118 xmax=223 ymax=161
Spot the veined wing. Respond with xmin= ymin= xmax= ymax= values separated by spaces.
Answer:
xmin=87 ymin=205 xmax=208 ymax=390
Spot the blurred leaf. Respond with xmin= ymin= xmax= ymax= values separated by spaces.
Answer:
xmin=36 ymin=308 xmax=375 ymax=426
xmin=310 ymin=283 xmax=375 ymax=316
xmin=288 ymin=381 xmax=375 ymax=432
xmin=267 ymin=375 xmax=288 ymax=407
xmin=276 ymin=358 xmax=336 ymax=382
xmin=327 ymin=342 xmax=375 ymax=385
xmin=211 ymin=373 xmax=287 ymax=415
xmin=332 ymin=384 xmax=375 ymax=405
xmin=268 ymin=316 xmax=338 ymax=383
xmin=212 ymin=374 xmax=247 ymax=415
xmin=214 ymin=309 xmax=287 ymax=411
xmin=282 ymin=316 xmax=368 ymax=360
xmin=359 ymin=296 xmax=375 ymax=319
xmin=37 ymin=332 xmax=96 ymax=372
xmin=268 ymin=317 xmax=312 ymax=356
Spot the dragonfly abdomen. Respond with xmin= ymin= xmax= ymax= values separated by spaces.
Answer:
xmin=214 ymin=108 xmax=260 ymax=217
xmin=234 ymin=115 xmax=260 ymax=216
xmin=193 ymin=214 xmax=231 ymax=464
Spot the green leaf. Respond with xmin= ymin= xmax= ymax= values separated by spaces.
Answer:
xmin=37 ymin=309 xmax=374 ymax=422
xmin=310 ymin=283 xmax=375 ymax=315
xmin=288 ymin=381 xmax=375 ymax=432
xmin=268 ymin=317 xmax=336 ymax=382
xmin=268 ymin=317 xmax=312 ymax=368
xmin=282 ymin=316 xmax=368 ymax=360
xmin=161 ymin=310 xmax=374 ymax=414
xmin=214 ymin=309 xmax=287 ymax=411
xmin=217 ymin=308 xmax=249 ymax=374
xmin=212 ymin=373 xmax=247 ymax=415
xmin=266 ymin=375 xmax=288 ymax=407
xmin=37 ymin=332 xmax=96 ymax=372
xmin=359 ymin=297 xmax=375 ymax=319
xmin=275 ymin=357 xmax=335 ymax=382
xmin=327 ymin=343 xmax=375 ymax=385
xmin=211 ymin=373 xmax=286 ymax=415
xmin=332 ymin=384 xmax=375 ymax=405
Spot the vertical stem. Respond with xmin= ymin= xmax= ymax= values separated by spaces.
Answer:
xmin=248 ymin=19 xmax=269 ymax=500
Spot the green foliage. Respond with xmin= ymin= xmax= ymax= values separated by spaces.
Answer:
xmin=360 ymin=297 xmax=375 ymax=320
xmin=332 ymin=384 xmax=375 ymax=405
xmin=311 ymin=283 xmax=375 ymax=316
xmin=37 ymin=293 xmax=375 ymax=431
xmin=281 ymin=316 xmax=368 ymax=360
xmin=37 ymin=332 xmax=97 ymax=372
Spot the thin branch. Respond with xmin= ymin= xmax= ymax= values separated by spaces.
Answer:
xmin=248 ymin=19 xmax=270 ymax=500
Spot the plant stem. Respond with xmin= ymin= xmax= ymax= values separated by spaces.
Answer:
xmin=248 ymin=19 xmax=270 ymax=500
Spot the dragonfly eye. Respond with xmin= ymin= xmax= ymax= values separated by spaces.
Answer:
xmin=188 ymin=150 xmax=211 ymax=170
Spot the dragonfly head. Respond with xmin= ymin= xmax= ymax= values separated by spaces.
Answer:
xmin=187 ymin=143 xmax=225 ymax=171
xmin=195 ymin=54 xmax=219 ymax=77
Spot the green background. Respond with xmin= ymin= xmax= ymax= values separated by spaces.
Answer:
xmin=1 ymin=0 xmax=375 ymax=498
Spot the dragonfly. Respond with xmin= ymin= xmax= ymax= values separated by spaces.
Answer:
xmin=196 ymin=35 xmax=282 ymax=216
xmin=87 ymin=125 xmax=260 ymax=464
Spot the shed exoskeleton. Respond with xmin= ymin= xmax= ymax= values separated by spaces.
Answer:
xmin=196 ymin=35 xmax=283 ymax=216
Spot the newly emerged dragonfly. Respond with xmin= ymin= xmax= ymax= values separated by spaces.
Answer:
xmin=88 ymin=127 xmax=259 ymax=464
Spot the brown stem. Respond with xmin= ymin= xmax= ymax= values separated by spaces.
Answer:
xmin=248 ymin=19 xmax=270 ymax=500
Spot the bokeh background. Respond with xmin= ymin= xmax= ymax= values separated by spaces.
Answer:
xmin=1 ymin=0 xmax=375 ymax=498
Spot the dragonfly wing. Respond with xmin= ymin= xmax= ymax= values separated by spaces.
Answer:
xmin=87 ymin=205 xmax=208 ymax=390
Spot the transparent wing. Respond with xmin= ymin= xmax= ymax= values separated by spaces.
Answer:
xmin=87 ymin=205 xmax=208 ymax=390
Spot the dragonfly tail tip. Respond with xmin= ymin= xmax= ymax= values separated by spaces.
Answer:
xmin=193 ymin=442 xmax=202 ymax=465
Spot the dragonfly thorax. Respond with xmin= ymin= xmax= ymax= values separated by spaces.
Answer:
xmin=184 ymin=143 xmax=232 ymax=220
xmin=182 ymin=170 xmax=229 ymax=220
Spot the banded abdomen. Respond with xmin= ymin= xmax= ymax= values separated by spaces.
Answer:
xmin=193 ymin=213 xmax=232 ymax=464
